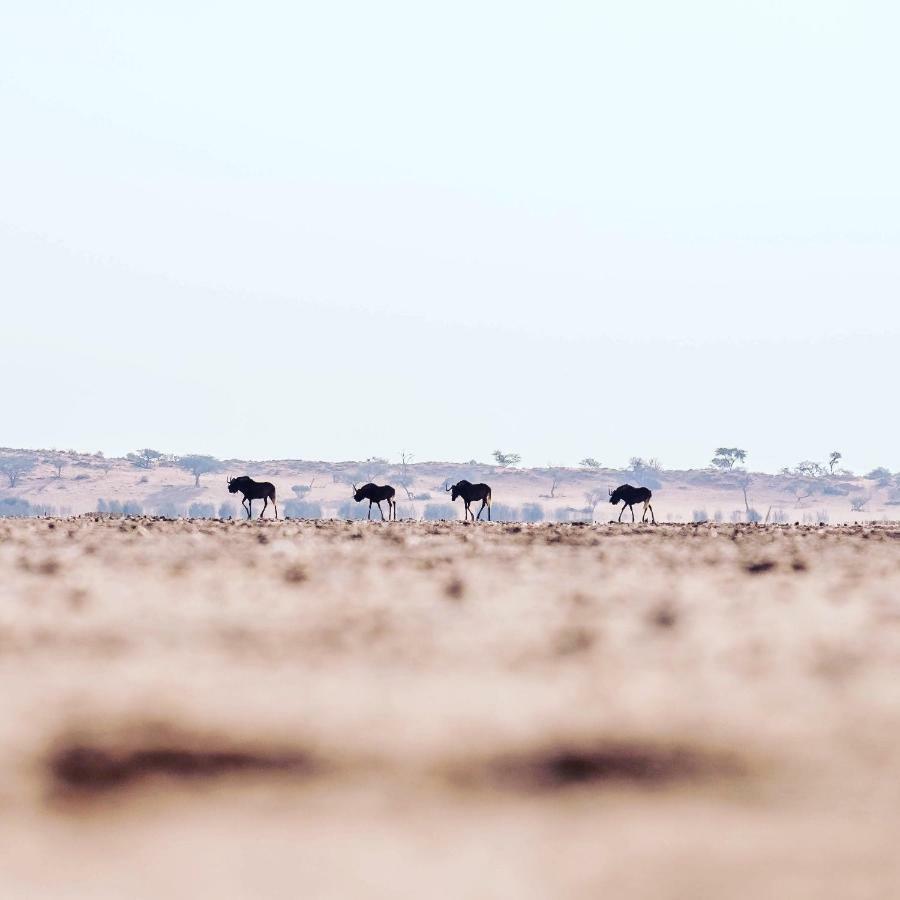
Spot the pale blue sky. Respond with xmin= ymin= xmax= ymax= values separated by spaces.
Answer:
xmin=2 ymin=2 xmax=897 ymax=472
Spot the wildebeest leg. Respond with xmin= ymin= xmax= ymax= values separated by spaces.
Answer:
xmin=630 ymin=504 xmax=636 ymax=522
xmin=391 ymin=500 xmax=396 ymax=521
xmin=647 ymin=503 xmax=656 ymax=524
xmin=272 ymin=498 xmax=278 ymax=520
xmin=246 ymin=499 xmax=253 ymax=520
xmin=464 ymin=501 xmax=471 ymax=521
xmin=618 ymin=504 xmax=624 ymax=522
xmin=377 ymin=501 xmax=385 ymax=521
xmin=260 ymin=497 xmax=268 ymax=519
xmin=367 ymin=500 xmax=372 ymax=520
xmin=476 ymin=499 xmax=486 ymax=520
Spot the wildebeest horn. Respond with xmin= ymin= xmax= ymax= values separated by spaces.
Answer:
xmin=445 ymin=482 xmax=452 ymax=492
xmin=608 ymin=486 xmax=613 ymax=496
xmin=352 ymin=483 xmax=358 ymax=492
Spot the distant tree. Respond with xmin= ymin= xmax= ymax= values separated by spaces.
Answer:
xmin=795 ymin=460 xmax=826 ymax=478
xmin=738 ymin=473 xmax=753 ymax=515
xmin=629 ymin=457 xmax=662 ymax=489
xmin=540 ymin=466 xmax=563 ymax=499
xmin=866 ymin=467 xmax=893 ymax=487
xmin=360 ymin=456 xmax=389 ymax=482
xmin=0 ymin=454 xmax=37 ymax=487
xmin=711 ymin=448 xmax=746 ymax=470
xmin=177 ymin=454 xmax=222 ymax=486
xmin=828 ymin=451 xmax=842 ymax=475
xmin=127 ymin=448 xmax=163 ymax=470
xmin=394 ymin=450 xmax=416 ymax=500
xmin=44 ymin=452 xmax=66 ymax=478
xmin=850 ymin=494 xmax=870 ymax=512
xmin=584 ymin=489 xmax=606 ymax=520
xmin=579 ymin=457 xmax=601 ymax=469
xmin=492 ymin=450 xmax=521 ymax=468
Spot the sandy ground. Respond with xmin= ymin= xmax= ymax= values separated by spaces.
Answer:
xmin=2 ymin=517 xmax=900 ymax=898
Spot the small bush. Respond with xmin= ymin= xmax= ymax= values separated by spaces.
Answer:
xmin=423 ymin=503 xmax=457 ymax=521
xmin=713 ymin=510 xmax=723 ymax=523
xmin=337 ymin=500 xmax=370 ymax=520
xmin=692 ymin=509 xmax=708 ymax=523
xmin=746 ymin=508 xmax=762 ymax=523
xmin=521 ymin=502 xmax=544 ymax=523
xmin=822 ymin=483 xmax=850 ymax=496
xmin=121 ymin=500 xmax=143 ymax=516
xmin=768 ymin=508 xmax=788 ymax=524
xmin=489 ymin=503 xmax=519 ymax=522
xmin=284 ymin=499 xmax=323 ymax=519
xmin=154 ymin=501 xmax=183 ymax=518
xmin=218 ymin=501 xmax=237 ymax=518
xmin=0 ymin=497 xmax=34 ymax=517
xmin=188 ymin=502 xmax=216 ymax=518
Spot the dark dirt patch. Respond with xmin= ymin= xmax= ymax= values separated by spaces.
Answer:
xmin=49 ymin=739 xmax=316 ymax=794
xmin=480 ymin=741 xmax=745 ymax=791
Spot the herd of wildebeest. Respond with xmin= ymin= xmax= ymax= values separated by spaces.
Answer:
xmin=226 ymin=476 xmax=656 ymax=523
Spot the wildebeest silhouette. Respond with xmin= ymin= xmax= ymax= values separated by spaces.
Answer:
xmin=352 ymin=483 xmax=396 ymax=521
xmin=609 ymin=484 xmax=655 ymax=524
xmin=227 ymin=476 xmax=278 ymax=520
xmin=446 ymin=480 xmax=492 ymax=521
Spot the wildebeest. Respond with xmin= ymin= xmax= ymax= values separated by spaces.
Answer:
xmin=352 ymin=483 xmax=397 ymax=521
xmin=446 ymin=480 xmax=492 ymax=521
xmin=609 ymin=484 xmax=655 ymax=524
xmin=227 ymin=476 xmax=278 ymax=520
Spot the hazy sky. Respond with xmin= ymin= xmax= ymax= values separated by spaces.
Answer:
xmin=2 ymin=2 xmax=898 ymax=473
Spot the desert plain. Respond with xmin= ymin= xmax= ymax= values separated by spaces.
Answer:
xmin=1 ymin=515 xmax=900 ymax=898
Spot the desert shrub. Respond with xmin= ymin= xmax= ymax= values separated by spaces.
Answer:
xmin=768 ymin=508 xmax=788 ymax=524
xmin=423 ymin=503 xmax=457 ymax=521
xmin=822 ymin=483 xmax=850 ymax=496
xmin=553 ymin=507 xmax=591 ymax=523
xmin=692 ymin=509 xmax=708 ymax=523
xmin=218 ymin=501 xmax=237 ymax=518
xmin=489 ymin=503 xmax=519 ymax=522
xmin=866 ymin=467 xmax=893 ymax=486
xmin=284 ymin=499 xmax=323 ymax=519
xmin=73 ymin=473 xmax=90 ymax=481
xmin=521 ymin=502 xmax=544 ymax=523
xmin=29 ymin=503 xmax=57 ymax=516
xmin=0 ymin=497 xmax=34 ymax=517
xmin=121 ymin=500 xmax=143 ymax=516
xmin=336 ymin=500 xmax=370 ymax=520
xmin=291 ymin=484 xmax=311 ymax=498
xmin=746 ymin=508 xmax=762 ymax=523
xmin=713 ymin=510 xmax=723 ymax=523
xmin=394 ymin=503 xmax=415 ymax=520
xmin=188 ymin=502 xmax=216 ymax=518
xmin=154 ymin=501 xmax=183 ymax=518
xmin=414 ymin=492 xmax=431 ymax=501
xmin=850 ymin=495 xmax=870 ymax=513
xmin=730 ymin=510 xmax=743 ymax=523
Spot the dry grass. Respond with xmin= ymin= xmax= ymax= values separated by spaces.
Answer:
xmin=1 ymin=517 xmax=900 ymax=897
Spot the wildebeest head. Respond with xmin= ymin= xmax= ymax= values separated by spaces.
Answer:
xmin=609 ymin=485 xmax=623 ymax=505
xmin=227 ymin=477 xmax=239 ymax=494
xmin=352 ymin=483 xmax=364 ymax=502
xmin=446 ymin=482 xmax=460 ymax=501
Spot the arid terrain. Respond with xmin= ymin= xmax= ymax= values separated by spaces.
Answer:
xmin=2 ymin=516 xmax=900 ymax=898
xmin=2 ymin=448 xmax=899 ymax=525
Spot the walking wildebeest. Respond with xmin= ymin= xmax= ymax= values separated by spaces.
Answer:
xmin=609 ymin=484 xmax=655 ymax=524
xmin=352 ymin=483 xmax=397 ymax=521
xmin=446 ymin=480 xmax=492 ymax=521
xmin=227 ymin=476 xmax=278 ymax=520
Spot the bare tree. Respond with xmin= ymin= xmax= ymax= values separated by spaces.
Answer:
xmin=44 ymin=452 xmax=66 ymax=478
xmin=0 ymin=454 xmax=37 ymax=488
xmin=584 ymin=489 xmax=606 ymax=521
xmin=395 ymin=450 xmax=416 ymax=500
xmin=850 ymin=495 xmax=870 ymax=512
xmin=177 ymin=454 xmax=222 ymax=486
xmin=828 ymin=451 xmax=842 ymax=475
xmin=540 ymin=466 xmax=563 ymax=499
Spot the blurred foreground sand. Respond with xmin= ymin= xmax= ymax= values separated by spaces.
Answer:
xmin=1 ymin=517 xmax=899 ymax=898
